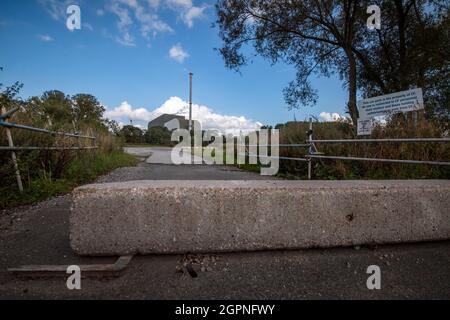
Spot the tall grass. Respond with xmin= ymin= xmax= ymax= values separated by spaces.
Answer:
xmin=0 ymin=151 xmax=137 ymax=209
xmin=0 ymin=117 xmax=136 ymax=209
xmin=276 ymin=115 xmax=450 ymax=180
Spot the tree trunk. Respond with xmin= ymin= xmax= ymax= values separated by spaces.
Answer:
xmin=346 ymin=49 xmax=358 ymax=125
xmin=395 ymin=0 xmax=407 ymax=90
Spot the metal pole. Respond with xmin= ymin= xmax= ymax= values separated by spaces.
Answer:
xmin=245 ymin=144 xmax=311 ymax=148
xmin=0 ymin=121 xmax=96 ymax=140
xmin=0 ymin=146 xmax=98 ymax=151
xmin=189 ymin=72 xmax=193 ymax=132
xmin=307 ymin=154 xmax=450 ymax=166
xmin=308 ymin=138 xmax=450 ymax=143
xmin=0 ymin=106 xmax=21 ymax=120
xmin=413 ymin=111 xmax=418 ymax=129
xmin=1 ymin=107 xmax=23 ymax=192
xmin=242 ymin=154 xmax=308 ymax=162
xmin=308 ymin=118 xmax=313 ymax=180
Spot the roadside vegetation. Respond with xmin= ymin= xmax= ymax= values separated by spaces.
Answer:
xmin=189 ymin=115 xmax=449 ymax=180
xmin=0 ymin=83 xmax=137 ymax=210
xmin=121 ymin=125 xmax=174 ymax=147
xmin=215 ymin=1 xmax=449 ymax=179
xmin=216 ymin=1 xmax=449 ymax=125
xmin=273 ymin=116 xmax=449 ymax=180
xmin=125 ymin=115 xmax=449 ymax=180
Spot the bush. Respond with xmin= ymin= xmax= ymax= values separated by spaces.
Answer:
xmin=0 ymin=151 xmax=137 ymax=209
xmin=0 ymin=88 xmax=138 ymax=209
xmin=145 ymin=126 xmax=173 ymax=146
xmin=276 ymin=115 xmax=450 ymax=180
xmin=120 ymin=125 xmax=145 ymax=144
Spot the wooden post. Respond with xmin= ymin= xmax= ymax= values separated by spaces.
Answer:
xmin=1 ymin=107 xmax=23 ymax=192
xmin=413 ymin=111 xmax=418 ymax=130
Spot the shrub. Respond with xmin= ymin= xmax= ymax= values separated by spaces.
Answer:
xmin=0 ymin=89 xmax=137 ymax=209
xmin=277 ymin=116 xmax=450 ymax=180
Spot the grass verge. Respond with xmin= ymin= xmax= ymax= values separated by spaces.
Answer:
xmin=125 ymin=143 xmax=169 ymax=148
xmin=0 ymin=151 xmax=138 ymax=210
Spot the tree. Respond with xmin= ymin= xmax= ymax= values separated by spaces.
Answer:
xmin=0 ymin=68 xmax=23 ymax=111
xmin=215 ymin=0 xmax=449 ymax=124
xmin=215 ymin=0 xmax=366 ymax=124
xmin=105 ymin=119 xmax=121 ymax=135
xmin=145 ymin=127 xmax=172 ymax=146
xmin=120 ymin=125 xmax=144 ymax=144
xmin=31 ymin=90 xmax=73 ymax=126
xmin=356 ymin=0 xmax=449 ymax=120
xmin=72 ymin=94 xmax=106 ymax=128
xmin=0 ymin=81 xmax=23 ymax=111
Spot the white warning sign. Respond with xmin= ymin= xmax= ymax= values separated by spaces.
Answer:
xmin=357 ymin=88 xmax=424 ymax=135
xmin=357 ymin=118 xmax=374 ymax=136
xmin=358 ymin=88 xmax=424 ymax=119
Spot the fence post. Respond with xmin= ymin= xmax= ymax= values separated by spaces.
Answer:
xmin=308 ymin=118 xmax=313 ymax=180
xmin=1 ymin=107 xmax=24 ymax=192
xmin=412 ymin=111 xmax=418 ymax=129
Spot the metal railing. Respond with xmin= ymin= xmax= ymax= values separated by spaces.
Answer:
xmin=308 ymin=138 xmax=450 ymax=143
xmin=242 ymin=118 xmax=450 ymax=179
xmin=0 ymin=106 xmax=97 ymax=192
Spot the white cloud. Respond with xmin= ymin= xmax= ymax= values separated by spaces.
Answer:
xmin=107 ymin=0 xmax=173 ymax=46
xmin=46 ymin=0 xmax=209 ymax=47
xmin=38 ymin=34 xmax=54 ymax=42
xmin=319 ymin=112 xmax=346 ymax=122
xmin=169 ymin=44 xmax=189 ymax=63
xmin=105 ymin=97 xmax=262 ymax=135
xmin=116 ymin=31 xmax=136 ymax=46
xmin=166 ymin=0 xmax=192 ymax=9
xmin=38 ymin=0 xmax=73 ymax=21
xmin=105 ymin=101 xmax=154 ymax=121
xmin=165 ymin=0 xmax=209 ymax=27
xmin=134 ymin=4 xmax=173 ymax=37
xmin=83 ymin=22 xmax=94 ymax=31
xmin=116 ymin=121 xmax=146 ymax=130
xmin=107 ymin=1 xmax=136 ymax=46
xmin=147 ymin=0 xmax=160 ymax=8
xmin=155 ymin=97 xmax=262 ymax=135
xmin=182 ymin=4 xmax=208 ymax=28
xmin=39 ymin=0 xmax=209 ymax=47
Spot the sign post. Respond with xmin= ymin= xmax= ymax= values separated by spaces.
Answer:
xmin=357 ymin=88 xmax=424 ymax=135
xmin=1 ymin=107 xmax=23 ymax=192
xmin=357 ymin=118 xmax=374 ymax=136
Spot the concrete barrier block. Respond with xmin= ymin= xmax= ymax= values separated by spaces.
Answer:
xmin=70 ymin=180 xmax=450 ymax=256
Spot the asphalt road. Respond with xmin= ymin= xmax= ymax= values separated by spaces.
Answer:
xmin=0 ymin=148 xmax=449 ymax=299
xmin=124 ymin=146 xmax=204 ymax=164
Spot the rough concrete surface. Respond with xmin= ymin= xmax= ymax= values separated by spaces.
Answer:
xmin=1 ymin=159 xmax=450 ymax=299
xmin=70 ymin=180 xmax=450 ymax=256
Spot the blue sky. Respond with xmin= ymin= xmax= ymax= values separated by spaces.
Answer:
xmin=0 ymin=0 xmax=348 ymax=131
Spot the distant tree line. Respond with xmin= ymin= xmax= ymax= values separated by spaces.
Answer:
xmin=0 ymin=82 xmax=138 ymax=208
xmin=0 ymin=85 xmax=118 ymax=135
xmin=120 ymin=125 xmax=173 ymax=146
